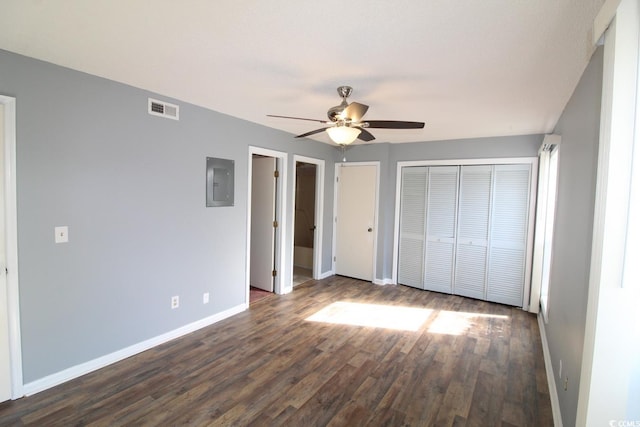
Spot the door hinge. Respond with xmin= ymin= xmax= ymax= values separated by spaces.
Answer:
xmin=273 ymin=220 xmax=278 ymax=228
xmin=336 ymin=176 xmax=339 ymax=183
xmin=274 ymin=170 xmax=280 ymax=178
xmin=333 ymin=256 xmax=336 ymax=262
xmin=272 ymin=270 xmax=277 ymax=277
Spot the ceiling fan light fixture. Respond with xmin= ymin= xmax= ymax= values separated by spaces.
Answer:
xmin=268 ymin=85 xmax=425 ymax=145
xmin=326 ymin=126 xmax=361 ymax=145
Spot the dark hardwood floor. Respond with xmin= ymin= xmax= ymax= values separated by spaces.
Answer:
xmin=0 ymin=276 xmax=552 ymax=426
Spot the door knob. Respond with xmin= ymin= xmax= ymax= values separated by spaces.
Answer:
xmin=367 ymin=227 xmax=373 ymax=232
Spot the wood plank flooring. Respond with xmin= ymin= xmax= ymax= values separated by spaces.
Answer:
xmin=0 ymin=276 xmax=553 ymax=426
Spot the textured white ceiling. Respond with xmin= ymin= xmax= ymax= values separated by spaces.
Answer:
xmin=0 ymin=0 xmax=605 ymax=144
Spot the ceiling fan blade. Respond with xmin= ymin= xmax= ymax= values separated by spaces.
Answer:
xmin=295 ymin=128 xmax=327 ymax=138
xmin=364 ymin=120 xmax=425 ymax=129
xmin=343 ymin=102 xmax=369 ymax=122
xmin=355 ymin=127 xmax=376 ymax=142
xmin=267 ymin=114 xmax=327 ymax=124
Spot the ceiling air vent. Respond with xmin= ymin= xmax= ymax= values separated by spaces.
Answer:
xmin=148 ymin=98 xmax=179 ymax=120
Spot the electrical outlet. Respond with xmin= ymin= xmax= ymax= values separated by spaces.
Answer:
xmin=171 ymin=295 xmax=179 ymax=309
xmin=203 ymin=292 xmax=209 ymax=304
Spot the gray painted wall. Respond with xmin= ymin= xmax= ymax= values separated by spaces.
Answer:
xmin=0 ymin=49 xmax=337 ymax=382
xmin=544 ymin=46 xmax=603 ymax=427
xmin=1 ymin=45 xmax=563 ymax=390
xmin=340 ymin=135 xmax=542 ymax=281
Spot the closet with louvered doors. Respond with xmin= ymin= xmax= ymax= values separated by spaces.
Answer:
xmin=397 ymin=161 xmax=534 ymax=307
xmin=397 ymin=166 xmax=458 ymax=293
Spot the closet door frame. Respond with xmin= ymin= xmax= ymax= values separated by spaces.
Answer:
xmin=392 ymin=157 xmax=539 ymax=311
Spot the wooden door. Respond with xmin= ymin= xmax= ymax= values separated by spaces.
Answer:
xmin=335 ymin=164 xmax=377 ymax=281
xmin=250 ymin=156 xmax=276 ymax=292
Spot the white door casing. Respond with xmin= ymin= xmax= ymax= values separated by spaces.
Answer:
xmin=0 ymin=95 xmax=21 ymax=401
xmin=246 ymin=146 xmax=288 ymax=302
xmin=250 ymin=156 xmax=276 ymax=292
xmin=334 ymin=163 xmax=378 ymax=282
xmin=0 ymin=104 xmax=10 ymax=402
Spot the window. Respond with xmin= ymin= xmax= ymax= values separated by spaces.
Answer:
xmin=539 ymin=146 xmax=559 ymax=321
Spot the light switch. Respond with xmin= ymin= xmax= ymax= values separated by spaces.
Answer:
xmin=55 ymin=226 xmax=69 ymax=243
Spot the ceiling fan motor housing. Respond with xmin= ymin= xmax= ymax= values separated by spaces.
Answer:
xmin=327 ymin=86 xmax=353 ymax=121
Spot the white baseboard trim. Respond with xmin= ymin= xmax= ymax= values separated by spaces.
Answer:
xmin=373 ymin=278 xmax=395 ymax=286
xmin=22 ymin=303 xmax=246 ymax=397
xmin=538 ymin=313 xmax=563 ymax=427
xmin=318 ymin=270 xmax=334 ymax=280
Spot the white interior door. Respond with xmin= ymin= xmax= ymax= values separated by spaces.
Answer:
xmin=423 ymin=166 xmax=459 ymax=294
xmin=487 ymin=164 xmax=531 ymax=306
xmin=0 ymin=104 xmax=10 ymax=402
xmin=397 ymin=165 xmax=459 ymax=292
xmin=398 ymin=166 xmax=428 ymax=288
xmin=335 ymin=164 xmax=377 ymax=281
xmin=250 ymin=156 xmax=276 ymax=292
xmin=454 ymin=165 xmax=492 ymax=299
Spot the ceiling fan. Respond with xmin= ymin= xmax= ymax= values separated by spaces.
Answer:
xmin=267 ymin=86 xmax=425 ymax=146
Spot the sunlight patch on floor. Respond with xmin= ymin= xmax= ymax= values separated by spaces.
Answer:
xmin=428 ymin=310 xmax=509 ymax=335
xmin=305 ymin=301 xmax=433 ymax=331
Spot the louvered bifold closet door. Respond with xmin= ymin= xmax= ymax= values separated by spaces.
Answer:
xmin=424 ymin=166 xmax=459 ymax=294
xmin=454 ymin=165 xmax=492 ymax=300
xmin=398 ymin=167 xmax=428 ymax=288
xmin=487 ymin=164 xmax=531 ymax=306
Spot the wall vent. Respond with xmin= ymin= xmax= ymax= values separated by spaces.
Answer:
xmin=148 ymin=98 xmax=179 ymax=120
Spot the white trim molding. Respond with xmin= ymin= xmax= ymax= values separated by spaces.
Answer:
xmin=318 ymin=270 xmax=334 ymax=280
xmin=373 ymin=278 xmax=395 ymax=286
xmin=578 ymin=0 xmax=640 ymax=423
xmin=0 ymin=95 xmax=23 ymax=399
xmin=23 ymin=303 xmax=245 ymax=396
xmin=246 ymin=146 xmax=289 ymax=300
xmin=538 ymin=313 xmax=564 ymax=427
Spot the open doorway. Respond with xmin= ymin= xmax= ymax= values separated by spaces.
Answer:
xmin=246 ymin=147 xmax=288 ymax=306
xmin=292 ymin=155 xmax=325 ymax=287
xmin=293 ymin=162 xmax=315 ymax=286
